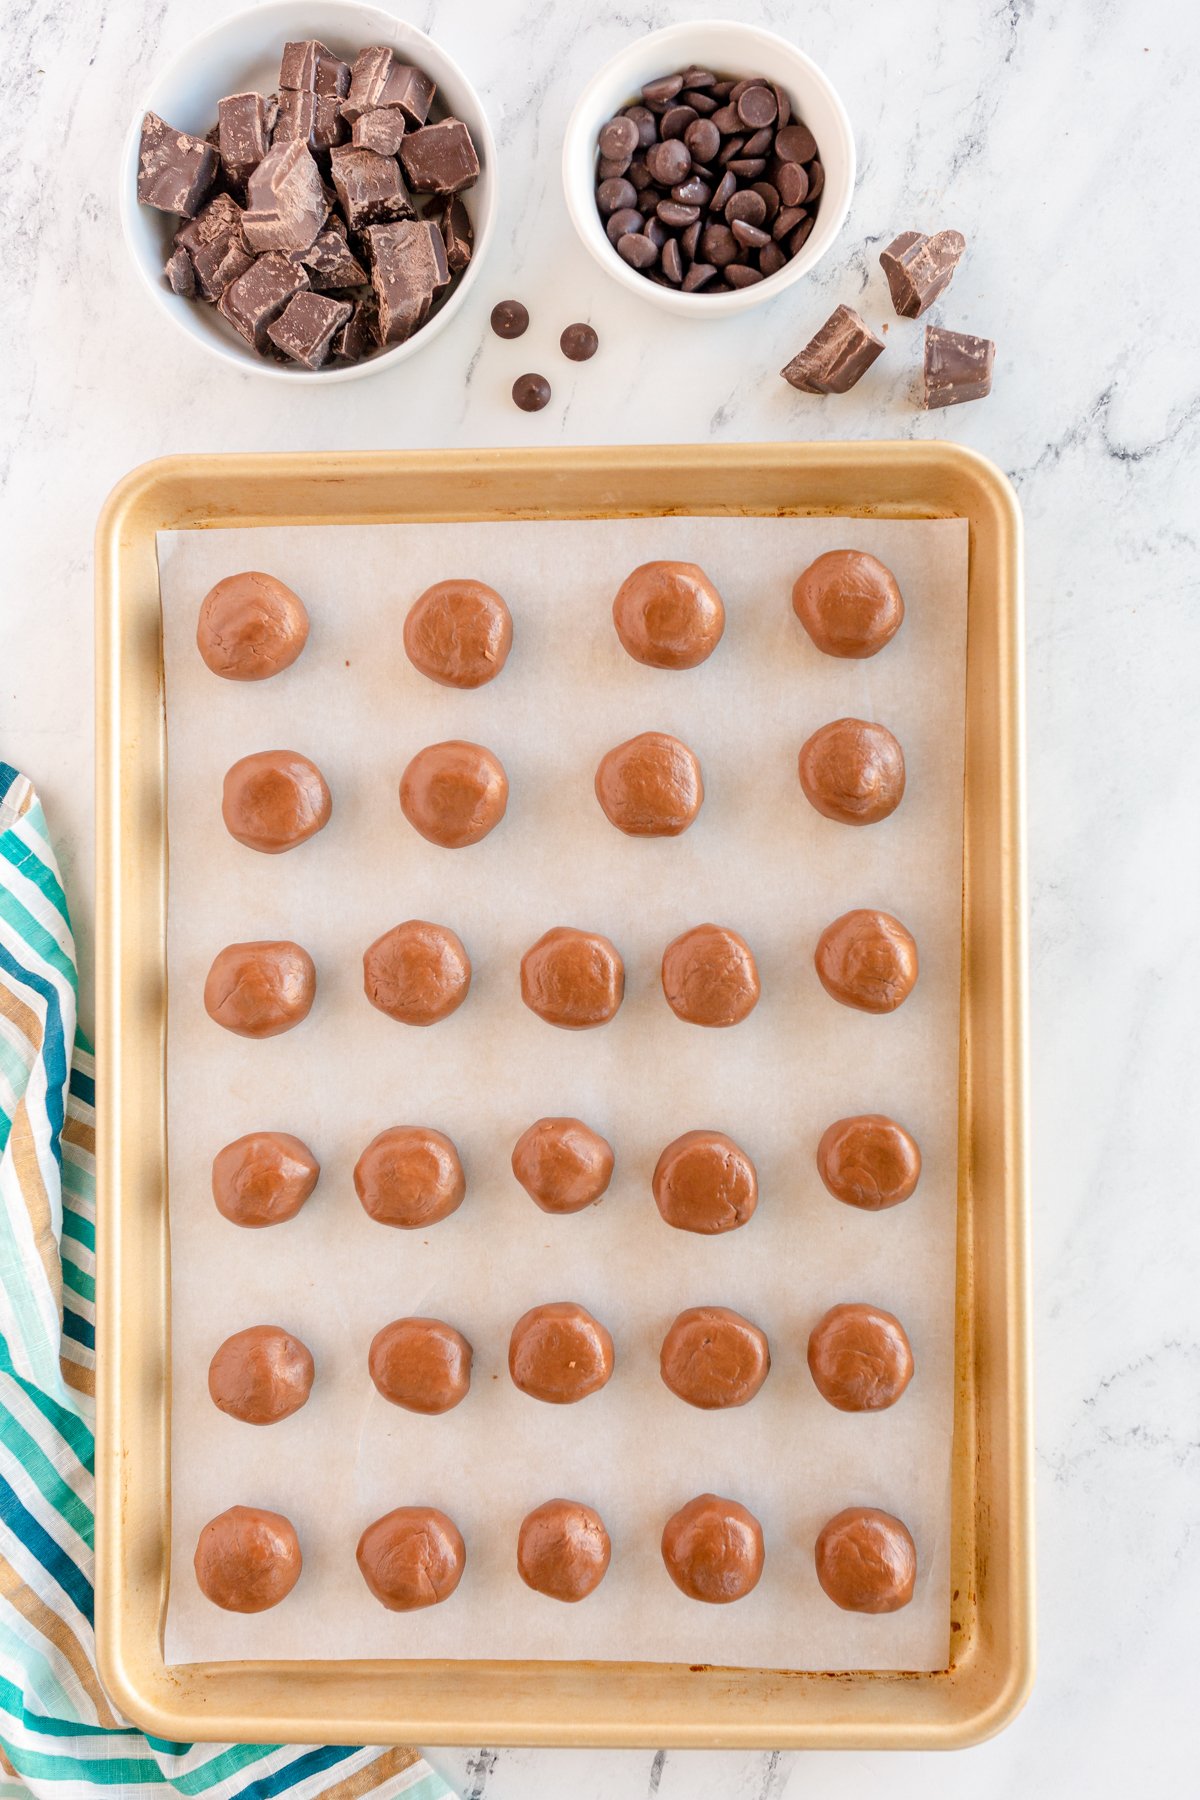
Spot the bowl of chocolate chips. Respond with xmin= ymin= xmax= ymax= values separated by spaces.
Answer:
xmin=120 ymin=1 xmax=495 ymax=378
xmin=563 ymin=20 xmax=854 ymax=314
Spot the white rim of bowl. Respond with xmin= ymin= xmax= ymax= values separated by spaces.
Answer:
xmin=561 ymin=18 xmax=855 ymax=317
xmin=119 ymin=0 xmax=497 ymax=383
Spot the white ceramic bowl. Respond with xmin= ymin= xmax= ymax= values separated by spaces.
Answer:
xmin=562 ymin=19 xmax=854 ymax=317
xmin=119 ymin=0 xmax=496 ymax=382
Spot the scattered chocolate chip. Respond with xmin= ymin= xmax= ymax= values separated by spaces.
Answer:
xmin=513 ymin=372 xmax=551 ymax=411
xmin=781 ymin=305 xmax=885 ymax=395
xmin=490 ymin=298 xmax=529 ymax=338
xmin=560 ymin=322 xmax=598 ymax=361
xmin=923 ymin=324 xmax=994 ymax=407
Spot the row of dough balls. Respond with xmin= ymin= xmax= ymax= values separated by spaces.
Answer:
xmin=209 ymin=1302 xmax=914 ymax=1424
xmin=202 ymin=911 xmax=921 ymax=1039
xmin=212 ymin=1114 xmax=922 ymax=1230
xmin=196 ymin=1494 xmax=917 ymax=1615
xmin=194 ymin=550 xmax=908 ymax=690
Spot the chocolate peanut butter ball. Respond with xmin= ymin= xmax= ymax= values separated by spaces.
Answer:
xmin=594 ymin=731 xmax=704 ymax=836
xmin=194 ymin=1505 xmax=302 ymax=1612
xmin=661 ymin=923 xmax=760 ymax=1026
xmin=791 ymin=550 xmax=904 ymax=658
xmin=368 ymin=1317 xmax=473 ymax=1414
xmin=520 ymin=927 xmax=624 ymax=1029
xmin=356 ymin=1506 xmax=466 ymax=1610
xmin=403 ymin=579 xmax=513 ymax=688
xmin=363 ymin=920 xmax=471 ymax=1024
xmin=661 ymin=1493 xmax=764 ymax=1604
xmin=511 ymin=1117 xmax=614 ymax=1213
xmin=660 ymin=1306 xmax=770 ymax=1409
xmin=399 ymin=740 xmax=508 ymax=848
xmin=517 ymin=1499 xmax=611 ymax=1601
xmin=612 ymin=561 xmax=725 ymax=669
xmin=197 ymin=572 xmax=310 ymax=681
xmin=807 ymin=1303 xmax=914 ymax=1412
xmin=798 ymin=719 xmax=905 ymax=826
xmin=652 ymin=1130 xmax=758 ymax=1234
xmin=814 ymin=1506 xmax=916 ymax=1613
xmin=221 ymin=749 xmax=332 ymax=852
xmin=354 ymin=1127 xmax=465 ymax=1228
xmin=208 ymin=1324 xmax=315 ymax=1425
xmin=508 ymin=1302 xmax=614 ymax=1403
xmin=814 ymin=909 xmax=918 ymax=1013
xmin=817 ymin=1114 xmax=921 ymax=1210
xmin=211 ymin=1130 xmax=319 ymax=1227
xmin=203 ymin=940 xmax=315 ymax=1038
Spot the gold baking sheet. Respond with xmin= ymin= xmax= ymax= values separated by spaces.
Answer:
xmin=94 ymin=443 xmax=1032 ymax=1748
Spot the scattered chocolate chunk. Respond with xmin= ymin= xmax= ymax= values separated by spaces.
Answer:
xmin=352 ymin=108 xmax=406 ymax=155
xmin=490 ymin=299 xmax=528 ymax=338
xmin=513 ymin=373 xmax=550 ymax=411
xmin=365 ymin=217 xmax=448 ymax=343
xmin=218 ymin=93 xmax=270 ymax=188
xmin=330 ymin=145 xmax=413 ymax=231
xmin=280 ymin=39 xmax=350 ymax=97
xmin=343 ymin=48 xmax=434 ymax=126
xmin=431 ymin=196 xmax=473 ymax=272
xmin=243 ymin=140 xmax=327 ymax=251
xmin=267 ymin=291 xmax=353 ymax=368
xmin=923 ymin=324 xmax=994 ymax=407
xmin=298 ymin=216 xmax=366 ymax=289
xmin=164 ymin=246 xmax=196 ymax=297
xmin=137 ymin=111 xmax=218 ymax=216
xmin=560 ymin=322 xmax=598 ymax=361
xmin=219 ymin=253 xmax=309 ymax=349
xmin=174 ymin=193 xmax=253 ymax=301
xmin=781 ymin=305 xmax=885 ymax=394
xmin=880 ymin=229 xmax=966 ymax=318
xmin=400 ymin=119 xmax=479 ymax=194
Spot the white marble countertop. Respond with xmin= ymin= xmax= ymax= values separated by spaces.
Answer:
xmin=3 ymin=0 xmax=1196 ymax=1793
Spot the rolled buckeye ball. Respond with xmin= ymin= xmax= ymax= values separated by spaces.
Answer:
xmin=354 ymin=1127 xmax=465 ymax=1228
xmin=194 ymin=1505 xmax=302 ymax=1612
xmin=368 ymin=1317 xmax=473 ymax=1414
xmin=511 ymin=1117 xmax=614 ymax=1214
xmin=203 ymin=940 xmax=315 ymax=1038
xmin=814 ymin=1506 xmax=916 ymax=1613
xmin=196 ymin=572 xmax=309 ymax=681
xmin=807 ymin=1303 xmax=914 ymax=1412
xmin=661 ymin=923 xmax=760 ymax=1026
xmin=404 ymin=579 xmax=512 ymax=689
xmin=356 ymin=1506 xmax=466 ymax=1610
xmin=652 ymin=1130 xmax=758 ymax=1235
xmin=363 ymin=920 xmax=471 ymax=1025
xmin=798 ymin=719 xmax=905 ymax=826
xmin=612 ymin=561 xmax=725 ymax=669
xmin=221 ymin=750 xmax=331 ymax=853
xmin=791 ymin=550 xmax=904 ymax=658
xmin=208 ymin=1324 xmax=314 ymax=1425
xmin=660 ymin=1306 xmax=770 ymax=1409
xmin=211 ymin=1131 xmax=319 ymax=1227
xmin=508 ymin=1302 xmax=614 ymax=1404
xmin=661 ymin=1493 xmax=764 ymax=1603
xmin=816 ymin=1114 xmax=921 ymax=1210
xmin=594 ymin=731 xmax=704 ymax=836
xmin=400 ymin=740 xmax=508 ymax=848
xmin=814 ymin=909 xmax=918 ymax=1013
xmin=517 ymin=1499 xmax=611 ymax=1602
xmin=520 ymin=927 xmax=624 ymax=1029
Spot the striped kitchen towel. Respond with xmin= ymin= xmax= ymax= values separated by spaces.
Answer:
xmin=0 ymin=763 xmax=456 ymax=1800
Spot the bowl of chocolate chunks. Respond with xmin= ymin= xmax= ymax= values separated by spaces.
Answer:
xmin=563 ymin=19 xmax=854 ymax=314
xmin=120 ymin=1 xmax=496 ymax=378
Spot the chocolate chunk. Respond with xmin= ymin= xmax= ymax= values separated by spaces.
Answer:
xmin=343 ymin=48 xmax=434 ymax=126
xmin=298 ymin=216 xmax=366 ymax=289
xmin=334 ymin=290 xmax=379 ymax=360
xmin=513 ymin=373 xmax=551 ymax=411
xmin=923 ymin=325 xmax=994 ymax=407
xmin=273 ymin=89 xmax=347 ymax=152
xmin=280 ymin=40 xmax=350 ymax=97
xmin=175 ymin=193 xmax=253 ymax=301
xmin=560 ymin=322 xmax=598 ymax=361
xmin=490 ymin=299 xmax=528 ymax=338
xmin=377 ymin=63 xmax=436 ymax=127
xmin=165 ymin=246 xmax=196 ymax=297
xmin=880 ymin=229 xmax=966 ymax=319
xmin=137 ymin=111 xmax=218 ymax=216
xmin=329 ymin=145 xmax=413 ymax=230
xmin=428 ymin=195 xmax=473 ymax=272
xmin=351 ymin=108 xmax=406 ymax=155
xmin=219 ymin=253 xmax=309 ymax=350
xmin=399 ymin=119 xmax=479 ymax=195
xmin=267 ymin=291 xmax=353 ymax=368
xmin=243 ymin=140 xmax=327 ymax=251
xmin=364 ymin=218 xmax=448 ymax=343
xmin=218 ymin=93 xmax=269 ymax=188
xmin=781 ymin=305 xmax=885 ymax=394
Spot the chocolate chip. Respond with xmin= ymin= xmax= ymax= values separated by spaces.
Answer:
xmin=683 ymin=90 xmax=718 ymax=115
xmin=731 ymin=217 xmax=770 ymax=249
xmin=737 ymin=84 xmax=777 ymax=128
xmin=597 ymin=176 xmax=637 ymax=214
xmin=642 ymin=74 xmax=684 ymax=105
xmin=661 ymin=237 xmax=683 ymax=283
xmin=512 ymin=372 xmax=551 ymax=411
xmin=772 ymin=84 xmax=791 ymax=127
xmin=727 ymin=157 xmax=767 ymax=179
xmin=657 ymin=200 xmax=700 ymax=227
xmin=598 ymin=153 xmax=632 ymax=180
xmin=645 ymin=139 xmax=691 ymax=185
xmin=789 ymin=215 xmax=815 ymax=254
xmin=661 ymin=105 xmax=698 ymax=139
xmin=681 ymin=218 xmax=702 ymax=260
xmin=560 ymin=322 xmax=598 ymax=360
xmin=709 ymin=170 xmax=737 ymax=211
xmin=758 ymin=241 xmax=786 ymax=276
xmin=717 ymin=135 xmax=747 ymax=165
xmin=725 ymin=263 xmax=764 ymax=287
xmin=673 ymin=174 xmax=712 ymax=206
xmin=774 ymin=160 xmax=809 ymax=207
xmin=700 ymin=222 xmax=739 ymax=267
xmin=642 ymin=215 xmax=667 ymax=251
xmin=741 ymin=126 xmax=775 ymax=158
xmin=617 ymin=231 xmax=657 ymax=269
xmin=681 ymin=67 xmax=717 ymax=89
xmin=599 ymin=115 xmax=639 ymax=160
xmin=751 ymin=180 xmax=780 ymax=220
xmin=775 ymin=123 xmax=818 ymax=163
xmin=605 ymin=205 xmax=643 ymax=243
xmin=490 ymin=298 xmax=529 ymax=338
xmin=628 ymin=159 xmax=654 ymax=190
xmin=682 ymin=261 xmax=716 ymax=291
xmin=772 ymin=205 xmax=807 ymax=241
xmin=623 ymin=105 xmax=658 ymax=147
xmin=806 ymin=159 xmax=825 ymax=200
xmin=726 ymin=188 xmax=766 ymax=226
xmin=710 ymin=104 xmax=741 ymax=133
xmin=684 ymin=118 xmax=720 ymax=162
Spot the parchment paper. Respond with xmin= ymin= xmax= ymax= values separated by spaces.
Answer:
xmin=157 ymin=512 xmax=967 ymax=1671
